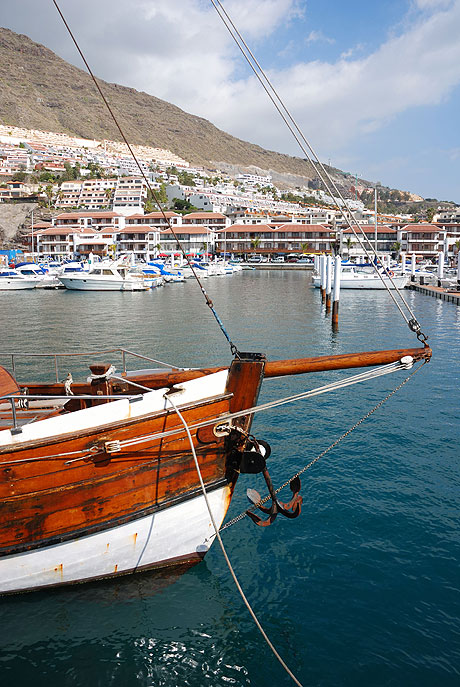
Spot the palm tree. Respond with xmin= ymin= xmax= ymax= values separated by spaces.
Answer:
xmin=44 ymin=184 xmax=54 ymax=209
xmin=345 ymin=236 xmax=353 ymax=257
xmin=391 ymin=241 xmax=401 ymax=259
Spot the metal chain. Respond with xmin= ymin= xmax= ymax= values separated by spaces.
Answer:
xmin=220 ymin=361 xmax=427 ymax=532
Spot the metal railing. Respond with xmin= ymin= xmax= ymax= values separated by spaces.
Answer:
xmin=0 ymin=390 xmax=142 ymax=432
xmin=0 ymin=348 xmax=185 ymax=383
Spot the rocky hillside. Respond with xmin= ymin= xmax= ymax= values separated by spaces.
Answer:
xmin=0 ymin=26 xmax=355 ymax=190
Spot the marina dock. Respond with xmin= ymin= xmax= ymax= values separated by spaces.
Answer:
xmin=408 ymin=282 xmax=460 ymax=304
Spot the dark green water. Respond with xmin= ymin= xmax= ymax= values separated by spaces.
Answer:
xmin=0 ymin=272 xmax=459 ymax=686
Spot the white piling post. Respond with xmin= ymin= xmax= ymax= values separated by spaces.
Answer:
xmin=332 ymin=255 xmax=341 ymax=328
xmin=400 ymin=251 xmax=406 ymax=273
xmin=326 ymin=255 xmax=332 ymax=311
xmin=457 ymin=252 xmax=460 ymax=288
xmin=314 ymin=255 xmax=319 ymax=274
xmin=320 ymin=254 xmax=326 ymax=301
xmin=411 ymin=254 xmax=416 ymax=282
xmin=437 ymin=251 xmax=444 ymax=287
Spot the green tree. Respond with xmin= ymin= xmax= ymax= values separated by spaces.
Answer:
xmin=44 ymin=184 xmax=54 ymax=208
xmin=11 ymin=171 xmax=27 ymax=182
xmin=177 ymin=171 xmax=196 ymax=186
xmin=426 ymin=207 xmax=436 ymax=222
xmin=39 ymin=171 xmax=57 ymax=183
xmin=172 ymin=198 xmax=198 ymax=213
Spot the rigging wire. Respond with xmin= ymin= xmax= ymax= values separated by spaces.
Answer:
xmin=51 ymin=0 xmax=241 ymax=358
xmin=164 ymin=392 xmax=304 ymax=687
xmin=3 ymin=357 xmax=419 ymax=466
xmin=209 ymin=0 xmax=428 ymax=341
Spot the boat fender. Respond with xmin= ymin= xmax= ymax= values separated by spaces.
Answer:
xmin=239 ymin=439 xmax=271 ymax=474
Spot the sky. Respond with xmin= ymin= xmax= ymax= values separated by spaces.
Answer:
xmin=2 ymin=0 xmax=460 ymax=202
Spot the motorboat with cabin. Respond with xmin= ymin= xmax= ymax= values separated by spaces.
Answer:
xmin=0 ymin=268 xmax=38 ymax=290
xmin=59 ymin=260 xmax=151 ymax=291
xmin=312 ymin=264 xmax=409 ymax=290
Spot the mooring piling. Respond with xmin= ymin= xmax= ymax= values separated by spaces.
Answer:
xmin=437 ymin=251 xmax=444 ymax=287
xmin=411 ymin=254 xmax=416 ymax=283
xmin=332 ymin=255 xmax=341 ymax=329
xmin=325 ymin=255 xmax=332 ymax=312
xmin=320 ymin=254 xmax=326 ymax=301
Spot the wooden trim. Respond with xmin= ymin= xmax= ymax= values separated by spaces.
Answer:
xmin=0 ymin=478 xmax=229 ymax=558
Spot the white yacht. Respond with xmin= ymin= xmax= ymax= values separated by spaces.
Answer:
xmin=14 ymin=263 xmax=61 ymax=288
xmin=59 ymin=260 xmax=150 ymax=291
xmin=0 ymin=268 xmax=37 ymax=290
xmin=312 ymin=265 xmax=409 ymax=290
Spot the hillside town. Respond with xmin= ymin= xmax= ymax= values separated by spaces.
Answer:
xmin=1 ymin=124 xmax=460 ymax=264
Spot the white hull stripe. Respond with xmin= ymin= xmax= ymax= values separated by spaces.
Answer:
xmin=0 ymin=484 xmax=230 ymax=594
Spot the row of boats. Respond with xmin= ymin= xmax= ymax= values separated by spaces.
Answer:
xmin=312 ymin=259 xmax=459 ymax=290
xmin=0 ymin=257 xmax=245 ymax=291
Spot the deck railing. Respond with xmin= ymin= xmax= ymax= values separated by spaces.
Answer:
xmin=0 ymin=348 xmax=183 ymax=383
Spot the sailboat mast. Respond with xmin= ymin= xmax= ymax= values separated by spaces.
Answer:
xmin=31 ymin=209 xmax=34 ymax=261
xmin=374 ymin=188 xmax=377 ymax=254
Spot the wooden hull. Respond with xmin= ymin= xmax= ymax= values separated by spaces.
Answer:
xmin=0 ymin=360 xmax=266 ymax=594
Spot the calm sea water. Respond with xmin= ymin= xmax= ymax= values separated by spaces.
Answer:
xmin=0 ymin=272 xmax=459 ymax=687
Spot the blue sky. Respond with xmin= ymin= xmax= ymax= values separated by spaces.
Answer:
xmin=2 ymin=0 xmax=460 ymax=202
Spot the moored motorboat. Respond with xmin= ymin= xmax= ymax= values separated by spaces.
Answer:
xmin=14 ymin=262 xmax=61 ymax=288
xmin=59 ymin=260 xmax=150 ymax=291
xmin=312 ymin=264 xmax=409 ymax=290
xmin=0 ymin=268 xmax=37 ymax=290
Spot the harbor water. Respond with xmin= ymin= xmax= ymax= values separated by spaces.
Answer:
xmin=0 ymin=271 xmax=459 ymax=686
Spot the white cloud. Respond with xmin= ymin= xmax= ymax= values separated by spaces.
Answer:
xmin=2 ymin=0 xmax=460 ymax=169
xmin=198 ymin=0 xmax=460 ymax=158
xmin=305 ymin=30 xmax=335 ymax=45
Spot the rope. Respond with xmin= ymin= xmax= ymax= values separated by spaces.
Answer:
xmin=164 ymin=392 xmax=304 ymax=687
xmin=51 ymin=0 xmax=241 ymax=358
xmin=209 ymin=0 xmax=428 ymax=341
xmin=220 ymin=360 xmax=427 ymax=531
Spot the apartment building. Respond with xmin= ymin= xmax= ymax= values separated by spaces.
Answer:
xmin=124 ymin=211 xmax=181 ymax=228
xmin=112 ymin=176 xmax=148 ymax=215
xmin=215 ymin=223 xmax=335 ymax=255
xmin=342 ymin=225 xmax=398 ymax=257
xmin=181 ymin=212 xmax=230 ymax=231
xmin=399 ymin=223 xmax=444 ymax=259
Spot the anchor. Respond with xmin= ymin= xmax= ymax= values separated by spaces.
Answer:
xmin=241 ymin=438 xmax=302 ymax=527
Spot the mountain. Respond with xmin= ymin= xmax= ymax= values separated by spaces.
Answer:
xmin=0 ymin=26 xmax=324 ymax=183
